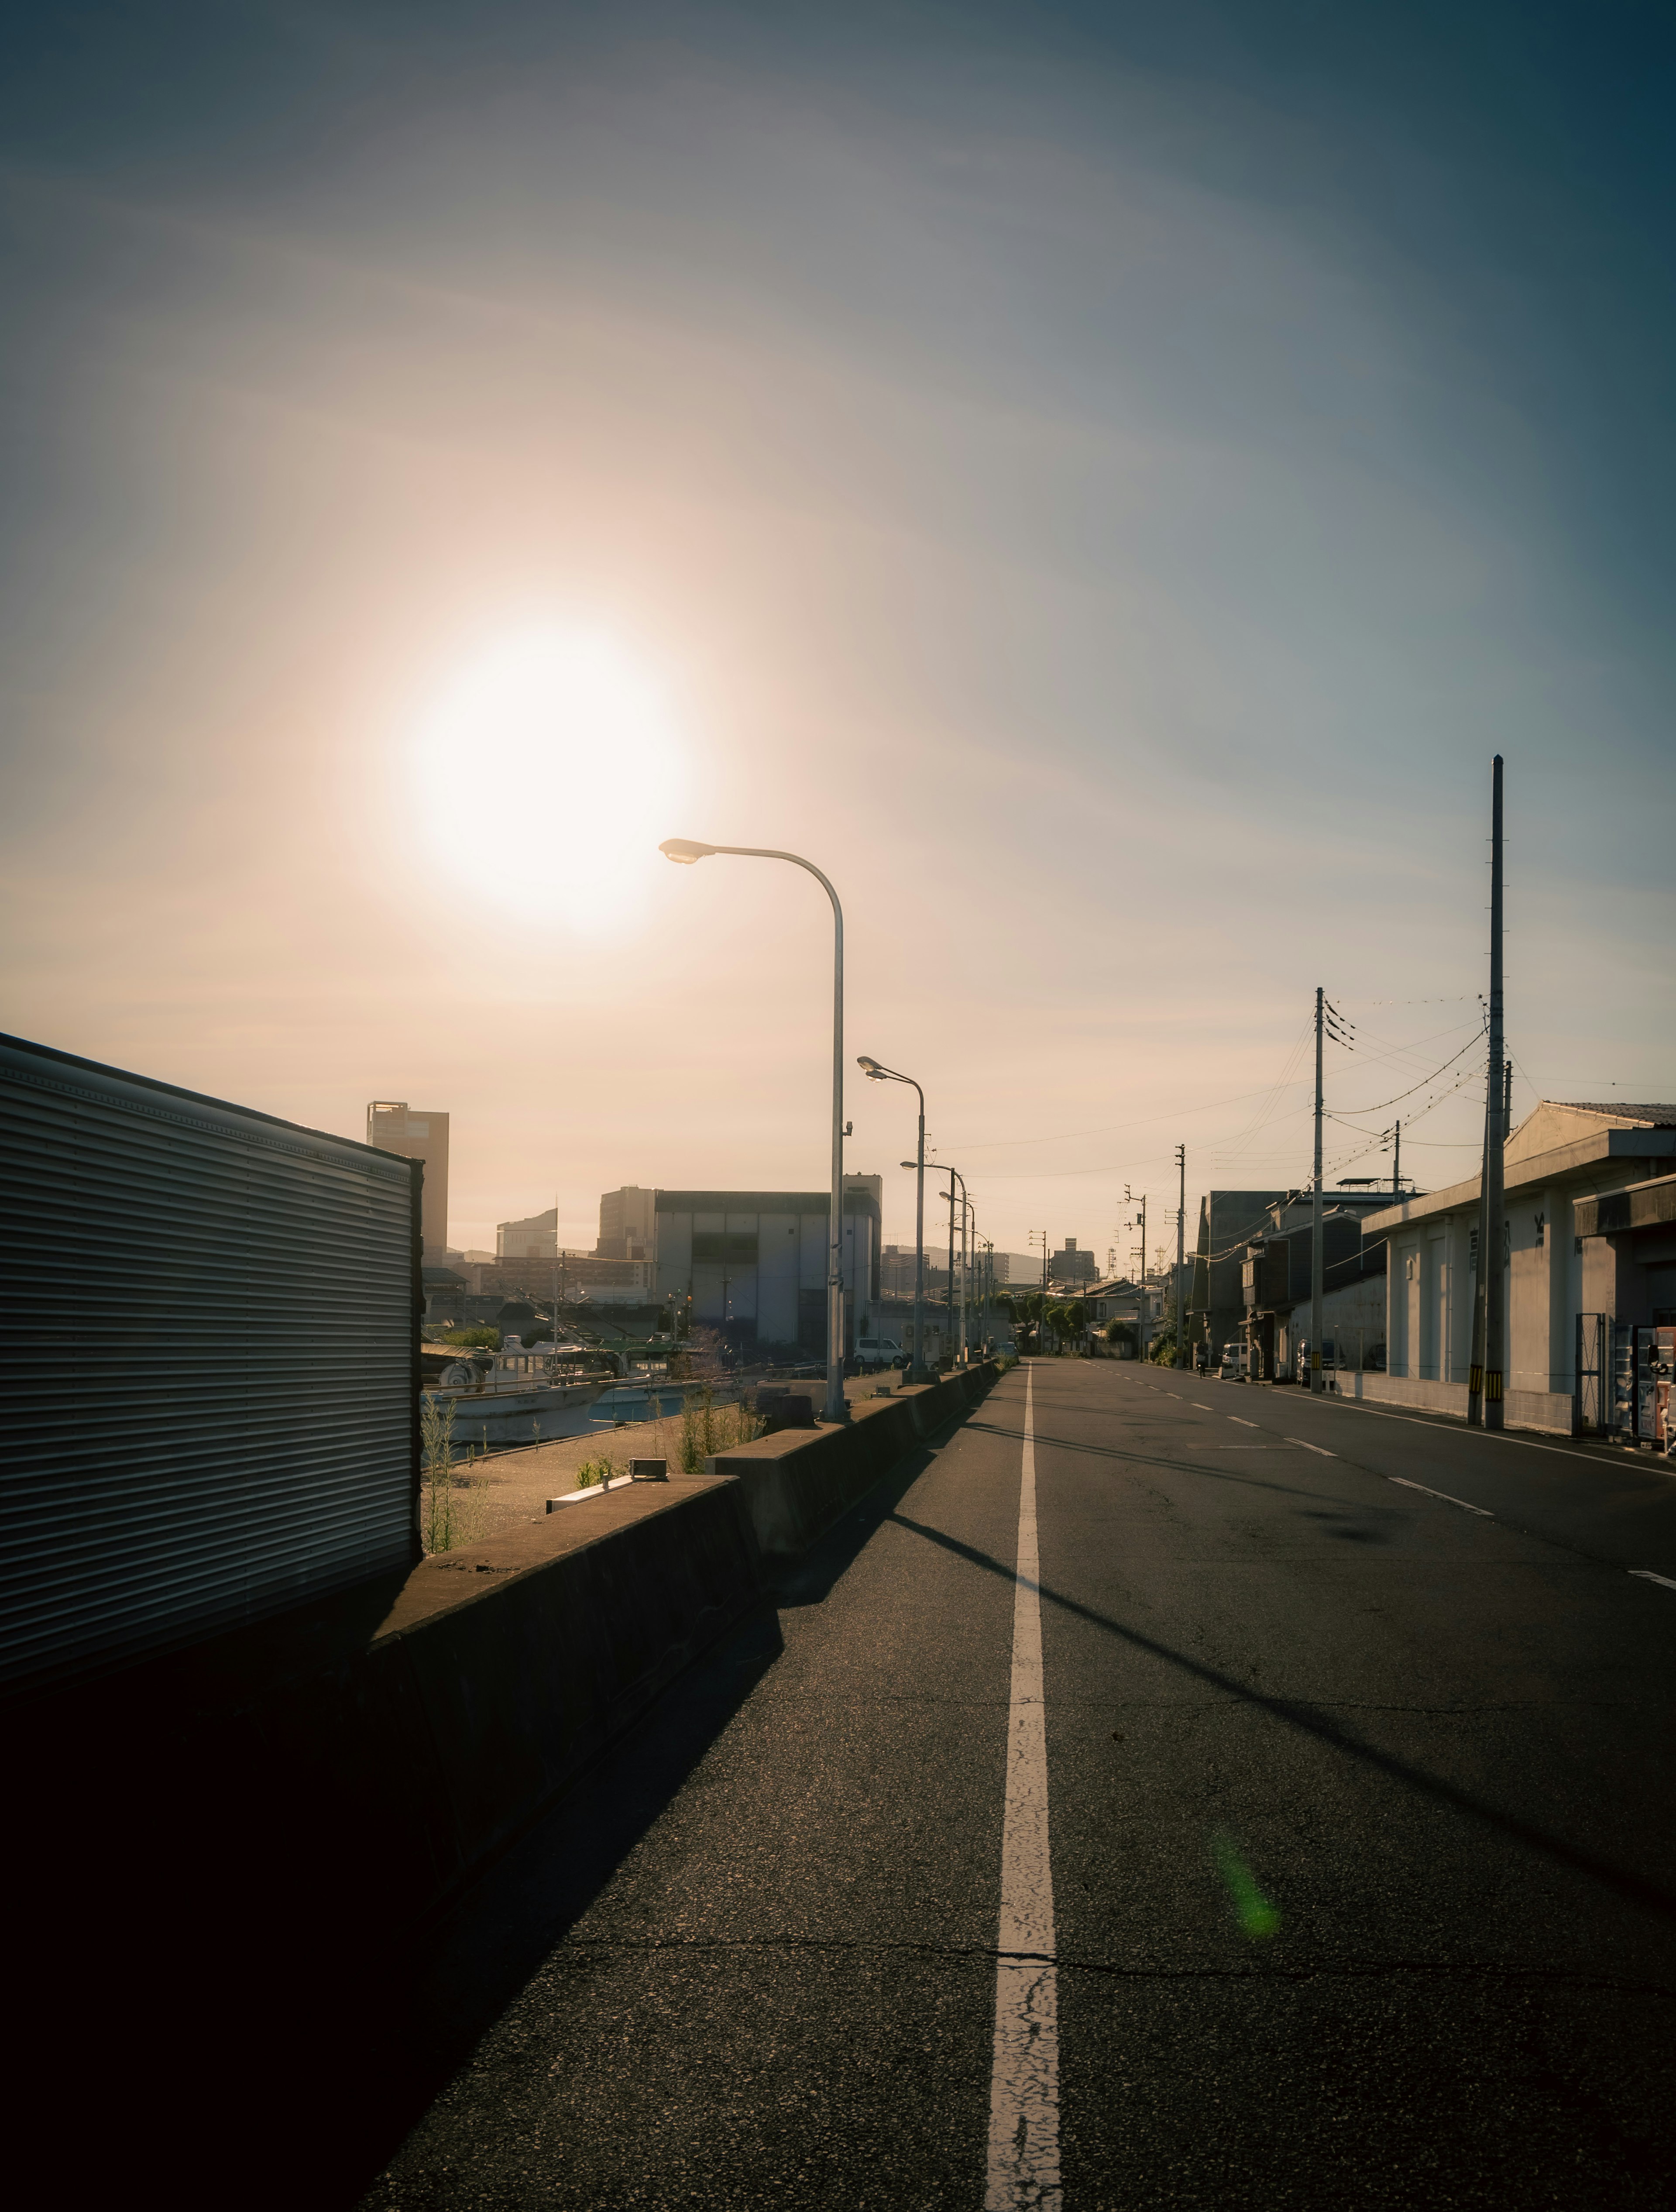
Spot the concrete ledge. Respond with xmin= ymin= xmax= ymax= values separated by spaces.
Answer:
xmin=709 ymin=1359 xmax=1004 ymax=1556
xmin=1341 ymin=1373 xmax=1473 ymax=1420
xmin=10 ymin=1473 xmax=765 ymax=1978
xmin=1335 ymin=1372 xmax=1578 ymax=1435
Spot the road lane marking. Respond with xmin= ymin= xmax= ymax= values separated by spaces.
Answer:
xmin=1284 ymin=1438 xmax=1337 ymax=1458
xmin=1192 ymin=1403 xmax=1213 ymax=1410
xmin=1388 ymin=1476 xmax=1492 ymax=1517
xmin=1629 ymin=1569 xmax=1676 ymax=1592
xmin=986 ymin=1362 xmax=1061 ymax=2212
xmin=1292 ymin=1394 xmax=1643 ymax=1469
xmin=1229 ymin=1417 xmax=1259 ymax=1428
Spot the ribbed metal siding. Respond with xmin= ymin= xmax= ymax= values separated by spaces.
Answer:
xmin=0 ymin=1035 xmax=419 ymax=1694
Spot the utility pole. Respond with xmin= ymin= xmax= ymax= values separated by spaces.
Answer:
xmin=1311 ymin=985 xmax=1325 ymax=1396
xmin=1174 ymin=1143 xmax=1186 ymax=1369
xmin=1392 ymin=1120 xmax=1400 ymax=1199
xmin=1484 ymin=756 xmax=1506 ymax=1431
xmin=1125 ymin=1185 xmax=1148 ymax=1361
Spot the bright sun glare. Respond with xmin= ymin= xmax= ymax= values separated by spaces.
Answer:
xmin=413 ymin=623 xmax=687 ymax=933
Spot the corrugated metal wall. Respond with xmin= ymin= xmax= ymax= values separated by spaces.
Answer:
xmin=0 ymin=1034 xmax=420 ymax=1694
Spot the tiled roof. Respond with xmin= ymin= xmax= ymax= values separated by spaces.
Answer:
xmin=1556 ymin=1102 xmax=1676 ymax=1125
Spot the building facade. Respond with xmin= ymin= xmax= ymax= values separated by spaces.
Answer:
xmin=654 ymin=1187 xmax=882 ymax=1354
xmin=597 ymin=1185 xmax=657 ymax=1260
xmin=1049 ymin=1238 xmax=1097 ymax=1287
xmin=366 ymin=1101 xmax=449 ymax=1259
xmin=498 ymin=1207 xmax=557 ymax=1259
xmin=1362 ymin=1101 xmax=1676 ymax=1434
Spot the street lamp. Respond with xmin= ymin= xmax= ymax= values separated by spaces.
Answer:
xmin=662 ymin=837 xmax=849 ymax=1423
xmin=859 ymin=1056 xmax=931 ymax=1384
xmin=926 ymin=1163 xmax=970 ymax=1363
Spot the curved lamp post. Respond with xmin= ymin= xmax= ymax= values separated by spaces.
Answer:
xmin=661 ymin=838 xmax=848 ymax=1423
xmin=911 ymin=1160 xmax=969 ymax=1365
xmin=859 ymin=1056 xmax=931 ymax=1383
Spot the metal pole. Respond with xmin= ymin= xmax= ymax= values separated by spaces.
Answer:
xmin=1311 ymin=985 xmax=1325 ymax=1396
xmin=948 ymin=1177 xmax=957 ymax=1357
xmin=914 ymin=1094 xmax=926 ymax=1381
xmin=1392 ymin=1120 xmax=1401 ymax=1199
xmin=1484 ymin=758 xmax=1506 ymax=1431
xmin=959 ymin=1192 xmax=970 ymax=1362
xmin=1175 ymin=1143 xmax=1186 ymax=1368
xmin=1137 ymin=1194 xmax=1148 ymax=1361
xmin=658 ymin=840 xmax=847 ymax=1423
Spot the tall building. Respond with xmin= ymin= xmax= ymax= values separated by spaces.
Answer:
xmin=598 ymin=1185 xmax=657 ymax=1260
xmin=367 ymin=1101 xmax=449 ymax=1259
xmin=1050 ymin=1237 xmax=1098 ymax=1286
xmin=498 ymin=1207 xmax=557 ymax=1259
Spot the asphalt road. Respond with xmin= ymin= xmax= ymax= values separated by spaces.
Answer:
xmin=342 ymin=1359 xmax=1676 ymax=2209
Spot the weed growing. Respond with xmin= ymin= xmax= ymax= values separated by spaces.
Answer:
xmin=420 ymin=1393 xmax=490 ymax=1553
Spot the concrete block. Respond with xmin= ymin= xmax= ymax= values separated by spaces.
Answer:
xmin=709 ymin=1359 xmax=1002 ymax=1557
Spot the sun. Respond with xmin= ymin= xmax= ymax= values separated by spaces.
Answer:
xmin=412 ymin=622 xmax=688 ymax=931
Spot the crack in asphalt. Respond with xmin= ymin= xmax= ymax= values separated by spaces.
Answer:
xmin=550 ymin=1934 xmax=1676 ymax=1997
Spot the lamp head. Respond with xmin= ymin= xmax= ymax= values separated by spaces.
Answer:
xmin=857 ymin=1055 xmax=885 ymax=1077
xmin=900 ymin=1160 xmax=918 ymax=1172
xmin=659 ymin=837 xmax=716 ymax=864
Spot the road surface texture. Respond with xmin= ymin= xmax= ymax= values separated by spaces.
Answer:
xmin=337 ymin=1360 xmax=1676 ymax=2209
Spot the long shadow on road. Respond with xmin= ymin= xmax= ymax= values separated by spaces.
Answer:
xmin=889 ymin=1510 xmax=1676 ymax=1928
xmin=323 ymin=1428 xmax=968 ymax=2207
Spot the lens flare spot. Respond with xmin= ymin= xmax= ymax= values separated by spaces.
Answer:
xmin=1211 ymin=1830 xmax=1281 ymax=1939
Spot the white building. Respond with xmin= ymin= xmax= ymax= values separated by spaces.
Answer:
xmin=1360 ymin=1101 xmax=1676 ymax=1434
xmin=654 ymin=1186 xmax=882 ymax=1355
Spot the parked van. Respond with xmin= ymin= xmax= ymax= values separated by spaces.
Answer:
xmin=1218 ymin=1342 xmax=1249 ymax=1380
xmin=855 ymin=1335 xmax=905 ymax=1373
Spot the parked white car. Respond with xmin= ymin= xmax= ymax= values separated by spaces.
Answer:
xmin=1218 ymin=1342 xmax=1250 ymax=1380
xmin=855 ymin=1335 xmax=905 ymax=1373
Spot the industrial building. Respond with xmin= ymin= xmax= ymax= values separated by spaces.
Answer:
xmin=653 ymin=1186 xmax=882 ymax=1354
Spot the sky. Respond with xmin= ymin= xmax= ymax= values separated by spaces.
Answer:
xmin=3 ymin=0 xmax=1673 ymax=1265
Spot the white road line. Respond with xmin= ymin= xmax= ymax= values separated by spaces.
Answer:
xmin=1284 ymin=1437 xmax=1337 ymax=1458
xmin=1388 ymin=1475 xmax=1493 ymax=1517
xmin=1293 ymin=1393 xmax=1641 ymax=1469
xmin=1192 ymin=1403 xmax=1213 ymax=1411
xmin=1229 ymin=1417 xmax=1259 ymax=1428
xmin=1629 ymin=1569 xmax=1676 ymax=1592
xmin=986 ymin=1362 xmax=1061 ymax=2212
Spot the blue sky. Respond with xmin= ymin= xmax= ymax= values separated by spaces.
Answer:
xmin=2 ymin=2 xmax=1670 ymax=1256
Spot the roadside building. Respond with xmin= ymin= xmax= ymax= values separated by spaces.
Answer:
xmin=1362 ymin=1101 xmax=1676 ymax=1435
xmin=1188 ymin=1190 xmax=1289 ymax=1363
xmin=1237 ymin=1188 xmax=1405 ymax=1379
xmin=653 ymin=1186 xmax=882 ymax=1355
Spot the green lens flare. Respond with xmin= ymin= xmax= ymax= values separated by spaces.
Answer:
xmin=1211 ymin=1830 xmax=1280 ymax=1939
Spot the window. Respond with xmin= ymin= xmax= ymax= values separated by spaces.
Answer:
xmin=1534 ymin=1211 xmax=1545 ymax=1247
xmin=692 ymin=1231 xmax=759 ymax=1265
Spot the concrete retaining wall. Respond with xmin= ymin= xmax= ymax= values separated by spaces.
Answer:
xmin=14 ymin=1362 xmax=1004 ymax=1980
xmin=1337 ymin=1372 xmax=1577 ymax=1435
xmin=711 ymin=1360 xmax=1003 ymax=1556
xmin=10 ymin=1359 xmax=1007 ymax=2206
